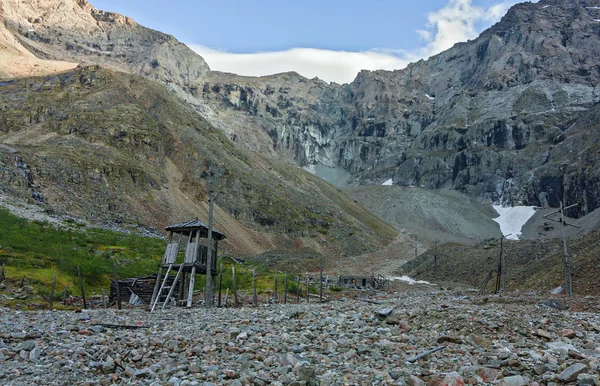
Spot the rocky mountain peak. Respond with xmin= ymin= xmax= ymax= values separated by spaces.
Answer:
xmin=75 ymin=0 xmax=137 ymax=26
xmin=2 ymin=0 xmax=600 ymax=223
xmin=0 ymin=0 xmax=210 ymax=85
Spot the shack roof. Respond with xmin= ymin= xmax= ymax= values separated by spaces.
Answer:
xmin=165 ymin=219 xmax=226 ymax=240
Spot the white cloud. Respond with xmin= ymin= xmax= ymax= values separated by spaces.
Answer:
xmin=190 ymin=0 xmax=535 ymax=84
xmin=418 ymin=0 xmax=521 ymax=57
xmin=190 ymin=45 xmax=409 ymax=84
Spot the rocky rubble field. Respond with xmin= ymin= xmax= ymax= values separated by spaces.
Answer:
xmin=0 ymin=290 xmax=599 ymax=386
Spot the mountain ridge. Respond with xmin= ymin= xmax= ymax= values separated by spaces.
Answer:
xmin=1 ymin=0 xmax=600 ymax=249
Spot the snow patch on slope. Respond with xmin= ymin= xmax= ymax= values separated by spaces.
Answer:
xmin=492 ymin=205 xmax=536 ymax=240
xmin=382 ymin=179 xmax=394 ymax=186
xmin=389 ymin=276 xmax=432 ymax=285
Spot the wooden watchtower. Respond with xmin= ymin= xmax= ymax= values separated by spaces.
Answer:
xmin=150 ymin=220 xmax=225 ymax=311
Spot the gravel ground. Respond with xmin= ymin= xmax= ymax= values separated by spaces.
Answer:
xmin=1 ymin=290 xmax=599 ymax=385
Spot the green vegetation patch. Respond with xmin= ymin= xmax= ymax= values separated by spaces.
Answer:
xmin=0 ymin=208 xmax=164 ymax=296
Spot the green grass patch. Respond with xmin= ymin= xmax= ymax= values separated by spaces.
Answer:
xmin=0 ymin=207 xmax=164 ymax=296
xmin=0 ymin=208 xmax=341 ymax=308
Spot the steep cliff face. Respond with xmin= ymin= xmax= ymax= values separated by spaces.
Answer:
xmin=198 ymin=0 xmax=600 ymax=217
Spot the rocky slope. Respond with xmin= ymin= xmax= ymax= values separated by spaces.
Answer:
xmin=0 ymin=65 xmax=396 ymax=259
xmin=1 ymin=290 xmax=599 ymax=385
xmin=401 ymin=227 xmax=600 ymax=297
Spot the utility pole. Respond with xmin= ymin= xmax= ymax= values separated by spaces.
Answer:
xmin=204 ymin=167 xmax=220 ymax=308
xmin=543 ymin=202 xmax=579 ymax=298
xmin=494 ymin=235 xmax=509 ymax=294
xmin=434 ymin=242 xmax=437 ymax=272
xmin=501 ymin=236 xmax=506 ymax=293
xmin=414 ymin=236 xmax=418 ymax=259
xmin=319 ymin=255 xmax=324 ymax=302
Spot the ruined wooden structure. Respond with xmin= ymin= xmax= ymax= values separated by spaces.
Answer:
xmin=150 ymin=220 xmax=225 ymax=311
xmin=110 ymin=275 xmax=181 ymax=306
xmin=337 ymin=274 xmax=388 ymax=290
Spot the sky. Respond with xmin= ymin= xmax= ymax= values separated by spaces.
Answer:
xmin=89 ymin=0 xmax=536 ymax=84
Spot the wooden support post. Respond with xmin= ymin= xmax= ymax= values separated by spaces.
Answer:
xmin=306 ymin=276 xmax=310 ymax=303
xmin=296 ymin=275 xmax=300 ymax=303
xmin=180 ymin=270 xmax=186 ymax=303
xmin=543 ymin=202 xmax=579 ymax=298
xmin=101 ymin=289 xmax=106 ymax=308
xmin=434 ymin=242 xmax=437 ymax=272
xmin=150 ymin=266 xmax=163 ymax=310
xmin=495 ymin=259 xmax=501 ymax=294
xmin=20 ymin=276 xmax=25 ymax=288
xmin=252 ymin=268 xmax=258 ymax=307
xmin=205 ymin=184 xmax=216 ymax=308
xmin=62 ymin=286 xmax=68 ymax=306
xmin=49 ymin=273 xmax=56 ymax=311
xmin=284 ymin=274 xmax=288 ymax=304
xmin=232 ymin=266 xmax=239 ymax=306
xmin=501 ymin=236 xmax=506 ymax=293
xmin=77 ymin=266 xmax=87 ymax=310
xmin=186 ymin=230 xmax=200 ymax=307
xmin=415 ymin=235 xmax=418 ymax=259
xmin=273 ymin=274 xmax=277 ymax=304
xmin=218 ymin=261 xmax=223 ymax=307
xmin=561 ymin=202 xmax=573 ymax=298
xmin=113 ymin=262 xmax=121 ymax=310
xmin=186 ymin=268 xmax=196 ymax=308
xmin=0 ymin=262 xmax=4 ymax=283
xmin=319 ymin=255 xmax=324 ymax=302
xmin=479 ymin=268 xmax=494 ymax=295
xmin=224 ymin=288 xmax=229 ymax=308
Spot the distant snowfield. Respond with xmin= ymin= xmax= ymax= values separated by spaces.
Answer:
xmin=389 ymin=276 xmax=433 ymax=285
xmin=492 ymin=205 xmax=536 ymax=240
xmin=382 ymin=179 xmax=393 ymax=186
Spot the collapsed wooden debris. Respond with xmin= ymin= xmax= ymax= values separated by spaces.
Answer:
xmin=336 ymin=274 xmax=389 ymax=290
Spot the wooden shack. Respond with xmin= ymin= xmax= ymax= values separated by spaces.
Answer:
xmin=337 ymin=274 xmax=388 ymax=290
xmin=149 ymin=219 xmax=225 ymax=311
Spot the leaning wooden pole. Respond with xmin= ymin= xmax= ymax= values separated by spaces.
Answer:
xmin=252 ymin=268 xmax=258 ymax=307
xmin=561 ymin=202 xmax=573 ymax=298
xmin=218 ymin=261 xmax=223 ymax=307
xmin=500 ymin=236 xmax=507 ymax=292
xmin=205 ymin=188 xmax=215 ymax=308
xmin=232 ymin=266 xmax=239 ymax=306
xmin=49 ymin=273 xmax=57 ymax=311
xmin=62 ymin=286 xmax=68 ymax=306
xmin=0 ymin=262 xmax=5 ymax=283
xmin=187 ymin=230 xmax=200 ymax=308
xmin=434 ymin=242 xmax=437 ymax=272
xmin=113 ymin=262 xmax=121 ymax=310
xmin=296 ymin=275 xmax=300 ymax=303
xmin=273 ymin=274 xmax=277 ymax=304
xmin=319 ymin=255 xmax=324 ymax=302
xmin=306 ymin=276 xmax=310 ymax=303
xmin=283 ymin=274 xmax=288 ymax=304
xmin=77 ymin=266 xmax=87 ymax=310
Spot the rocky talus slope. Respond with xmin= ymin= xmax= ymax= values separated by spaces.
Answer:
xmin=0 ymin=65 xmax=396 ymax=259
xmin=0 ymin=290 xmax=599 ymax=385
xmin=401 ymin=228 xmax=600 ymax=296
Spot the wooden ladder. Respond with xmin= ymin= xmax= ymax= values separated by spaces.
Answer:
xmin=150 ymin=264 xmax=184 ymax=312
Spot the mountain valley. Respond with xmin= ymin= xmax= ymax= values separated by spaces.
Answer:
xmin=0 ymin=0 xmax=599 ymax=287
